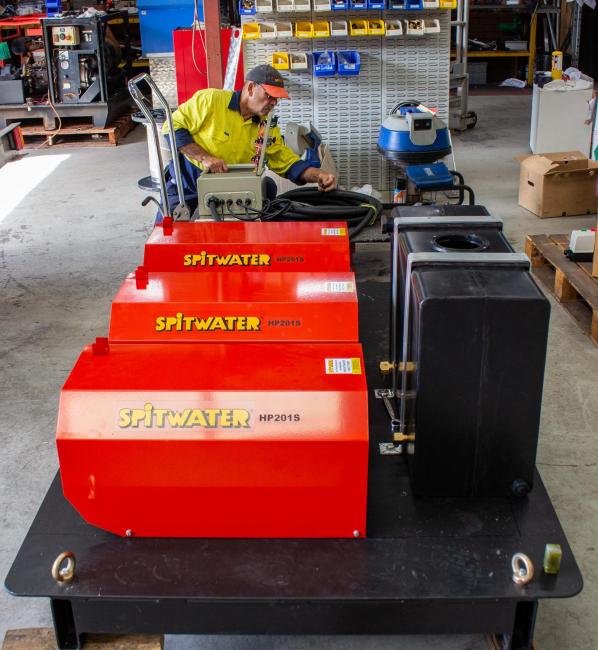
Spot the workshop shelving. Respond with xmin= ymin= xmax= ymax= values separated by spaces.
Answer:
xmin=241 ymin=2 xmax=452 ymax=193
xmin=249 ymin=0 xmax=458 ymax=6
xmin=241 ymin=18 xmax=445 ymax=39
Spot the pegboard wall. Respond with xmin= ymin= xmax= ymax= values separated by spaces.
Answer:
xmin=242 ymin=8 xmax=450 ymax=194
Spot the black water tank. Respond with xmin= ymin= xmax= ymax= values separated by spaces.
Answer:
xmin=391 ymin=216 xmax=550 ymax=497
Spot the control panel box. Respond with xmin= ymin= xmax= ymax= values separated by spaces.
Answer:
xmin=197 ymin=165 xmax=263 ymax=218
xmin=51 ymin=26 xmax=80 ymax=46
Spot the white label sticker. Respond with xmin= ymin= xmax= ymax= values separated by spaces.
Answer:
xmin=325 ymin=358 xmax=362 ymax=375
xmin=325 ymin=281 xmax=354 ymax=293
xmin=321 ymin=227 xmax=347 ymax=237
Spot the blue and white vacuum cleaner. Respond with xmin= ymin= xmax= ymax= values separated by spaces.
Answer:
xmin=377 ymin=101 xmax=452 ymax=164
xmin=378 ymin=101 xmax=474 ymax=205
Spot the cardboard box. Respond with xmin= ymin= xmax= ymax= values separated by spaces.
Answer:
xmin=518 ymin=151 xmax=598 ymax=218
xmin=593 ymin=214 xmax=598 ymax=277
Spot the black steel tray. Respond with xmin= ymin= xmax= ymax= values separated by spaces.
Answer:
xmin=5 ymin=279 xmax=582 ymax=650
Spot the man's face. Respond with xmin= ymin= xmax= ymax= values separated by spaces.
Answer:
xmin=247 ymin=82 xmax=279 ymax=117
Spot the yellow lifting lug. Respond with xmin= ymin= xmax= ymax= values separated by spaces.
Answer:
xmin=393 ymin=433 xmax=416 ymax=443
xmin=379 ymin=361 xmax=395 ymax=375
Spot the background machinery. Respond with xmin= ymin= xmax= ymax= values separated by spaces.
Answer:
xmin=0 ymin=11 xmax=133 ymax=129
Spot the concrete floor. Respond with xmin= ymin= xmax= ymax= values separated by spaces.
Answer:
xmin=0 ymin=94 xmax=597 ymax=649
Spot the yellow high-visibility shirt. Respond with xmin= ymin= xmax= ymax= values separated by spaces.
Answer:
xmin=164 ymin=88 xmax=302 ymax=178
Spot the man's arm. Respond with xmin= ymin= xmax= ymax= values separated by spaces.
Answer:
xmin=179 ymin=142 xmax=228 ymax=174
xmin=299 ymin=166 xmax=336 ymax=192
xmin=167 ymin=90 xmax=228 ymax=173
xmin=264 ymin=126 xmax=337 ymax=191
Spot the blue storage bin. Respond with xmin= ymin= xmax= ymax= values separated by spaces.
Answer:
xmin=138 ymin=0 xmax=201 ymax=55
xmin=337 ymin=50 xmax=360 ymax=76
xmin=313 ymin=51 xmax=336 ymax=77
xmin=368 ymin=0 xmax=385 ymax=7
xmin=239 ymin=0 xmax=257 ymax=14
xmin=350 ymin=0 xmax=368 ymax=8
xmin=387 ymin=0 xmax=406 ymax=8
xmin=331 ymin=0 xmax=349 ymax=7
xmin=406 ymin=0 xmax=423 ymax=8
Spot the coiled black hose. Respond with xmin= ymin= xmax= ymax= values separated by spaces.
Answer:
xmin=259 ymin=188 xmax=383 ymax=241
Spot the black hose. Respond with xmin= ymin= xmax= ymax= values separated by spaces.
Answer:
xmin=207 ymin=198 xmax=222 ymax=222
xmin=260 ymin=188 xmax=383 ymax=241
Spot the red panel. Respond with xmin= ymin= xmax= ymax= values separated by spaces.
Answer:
xmin=173 ymin=27 xmax=244 ymax=104
xmin=109 ymin=271 xmax=358 ymax=343
xmin=57 ymin=342 xmax=369 ymax=538
xmin=143 ymin=221 xmax=352 ymax=272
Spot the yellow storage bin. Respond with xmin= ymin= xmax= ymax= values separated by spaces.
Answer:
xmin=368 ymin=19 xmax=385 ymax=36
xmin=242 ymin=23 xmax=261 ymax=40
xmin=349 ymin=19 xmax=368 ymax=36
xmin=439 ymin=0 xmax=456 ymax=7
xmin=313 ymin=20 xmax=330 ymax=37
xmin=295 ymin=21 xmax=314 ymax=38
xmin=272 ymin=52 xmax=290 ymax=70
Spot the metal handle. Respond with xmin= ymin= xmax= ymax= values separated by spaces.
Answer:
xmin=390 ymin=100 xmax=420 ymax=115
xmin=256 ymin=111 xmax=273 ymax=177
xmin=128 ymin=73 xmax=190 ymax=221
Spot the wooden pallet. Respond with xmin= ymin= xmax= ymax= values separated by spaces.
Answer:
xmin=20 ymin=112 xmax=136 ymax=148
xmin=525 ymin=234 xmax=598 ymax=345
xmin=2 ymin=628 xmax=163 ymax=649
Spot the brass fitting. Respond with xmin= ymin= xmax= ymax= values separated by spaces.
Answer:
xmin=393 ymin=433 xmax=416 ymax=443
xmin=379 ymin=361 xmax=395 ymax=375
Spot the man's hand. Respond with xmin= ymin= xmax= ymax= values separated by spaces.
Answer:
xmin=316 ymin=171 xmax=336 ymax=192
xmin=296 ymin=166 xmax=337 ymax=191
xmin=201 ymin=155 xmax=229 ymax=174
